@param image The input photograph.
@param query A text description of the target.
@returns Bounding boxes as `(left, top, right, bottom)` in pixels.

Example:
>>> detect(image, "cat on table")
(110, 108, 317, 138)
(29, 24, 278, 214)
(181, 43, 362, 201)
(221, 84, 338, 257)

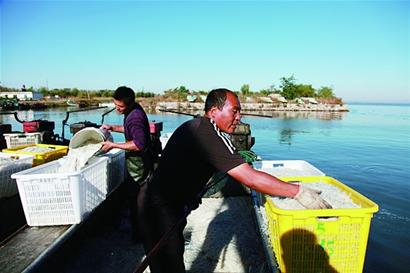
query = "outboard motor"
(23, 120, 55, 133)
(70, 121, 99, 135)
(230, 122, 255, 151)
(22, 120, 55, 145)
(204, 122, 255, 198)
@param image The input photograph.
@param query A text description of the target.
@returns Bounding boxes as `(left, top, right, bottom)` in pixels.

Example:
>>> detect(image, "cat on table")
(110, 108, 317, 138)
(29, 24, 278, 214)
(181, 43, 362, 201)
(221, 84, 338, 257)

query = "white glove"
(294, 185, 332, 209)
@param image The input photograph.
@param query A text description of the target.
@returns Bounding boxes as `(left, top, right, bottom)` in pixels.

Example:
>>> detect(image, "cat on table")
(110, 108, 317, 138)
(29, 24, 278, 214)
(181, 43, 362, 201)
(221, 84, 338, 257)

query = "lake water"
(1, 103, 409, 272)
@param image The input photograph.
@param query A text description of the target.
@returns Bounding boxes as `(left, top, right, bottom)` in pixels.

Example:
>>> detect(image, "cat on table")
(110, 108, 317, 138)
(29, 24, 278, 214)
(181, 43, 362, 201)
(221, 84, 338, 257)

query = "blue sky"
(1, 0, 409, 103)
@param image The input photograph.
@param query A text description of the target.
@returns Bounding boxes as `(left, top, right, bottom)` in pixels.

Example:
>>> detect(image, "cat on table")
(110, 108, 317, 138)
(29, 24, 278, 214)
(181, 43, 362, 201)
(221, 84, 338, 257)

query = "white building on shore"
(0, 91, 43, 100)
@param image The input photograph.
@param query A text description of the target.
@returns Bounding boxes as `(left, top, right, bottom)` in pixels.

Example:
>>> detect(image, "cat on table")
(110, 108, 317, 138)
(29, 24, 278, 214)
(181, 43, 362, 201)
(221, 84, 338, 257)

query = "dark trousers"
(138, 189, 187, 273)
(125, 177, 139, 239)
(126, 175, 153, 241)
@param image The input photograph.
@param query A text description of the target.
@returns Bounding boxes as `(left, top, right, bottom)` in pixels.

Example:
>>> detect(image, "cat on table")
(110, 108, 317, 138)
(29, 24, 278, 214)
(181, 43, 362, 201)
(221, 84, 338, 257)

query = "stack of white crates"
(12, 156, 109, 226)
(0, 153, 34, 198)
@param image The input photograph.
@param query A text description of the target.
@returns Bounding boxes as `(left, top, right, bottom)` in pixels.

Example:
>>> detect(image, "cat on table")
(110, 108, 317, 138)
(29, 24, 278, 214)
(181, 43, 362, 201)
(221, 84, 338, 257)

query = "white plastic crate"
(3, 132, 43, 148)
(60, 148, 125, 196)
(99, 148, 125, 194)
(11, 156, 109, 226)
(0, 153, 34, 198)
(253, 160, 325, 177)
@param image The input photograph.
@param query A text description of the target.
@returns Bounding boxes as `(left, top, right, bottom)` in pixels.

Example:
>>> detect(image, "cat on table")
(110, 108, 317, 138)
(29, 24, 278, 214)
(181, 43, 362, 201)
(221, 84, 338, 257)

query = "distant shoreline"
(153, 101, 349, 112)
(11, 98, 350, 112)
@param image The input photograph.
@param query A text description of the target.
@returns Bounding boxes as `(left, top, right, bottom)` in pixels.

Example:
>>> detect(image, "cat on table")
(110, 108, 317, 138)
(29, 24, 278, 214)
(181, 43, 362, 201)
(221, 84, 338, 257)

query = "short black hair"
(204, 88, 236, 112)
(113, 86, 135, 106)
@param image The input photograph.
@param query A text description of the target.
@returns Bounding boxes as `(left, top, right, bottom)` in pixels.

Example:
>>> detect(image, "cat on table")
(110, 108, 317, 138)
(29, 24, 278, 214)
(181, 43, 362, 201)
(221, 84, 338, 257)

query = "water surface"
(1, 104, 409, 272)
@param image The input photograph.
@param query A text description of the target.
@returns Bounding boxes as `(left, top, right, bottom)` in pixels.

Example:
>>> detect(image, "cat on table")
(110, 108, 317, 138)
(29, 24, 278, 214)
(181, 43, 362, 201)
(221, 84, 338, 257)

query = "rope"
(238, 150, 259, 163)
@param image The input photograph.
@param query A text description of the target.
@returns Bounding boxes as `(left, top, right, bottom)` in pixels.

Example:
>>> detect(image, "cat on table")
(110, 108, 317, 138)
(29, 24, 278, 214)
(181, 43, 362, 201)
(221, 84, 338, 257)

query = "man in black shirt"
(139, 88, 330, 273)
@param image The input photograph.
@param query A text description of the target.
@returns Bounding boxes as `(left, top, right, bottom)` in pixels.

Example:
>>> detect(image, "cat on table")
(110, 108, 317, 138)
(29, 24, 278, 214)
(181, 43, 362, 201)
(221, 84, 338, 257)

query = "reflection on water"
(16, 110, 36, 121)
(154, 109, 347, 121)
(279, 128, 309, 146)
(0, 110, 35, 125)
(0, 109, 67, 126)
(245, 110, 346, 120)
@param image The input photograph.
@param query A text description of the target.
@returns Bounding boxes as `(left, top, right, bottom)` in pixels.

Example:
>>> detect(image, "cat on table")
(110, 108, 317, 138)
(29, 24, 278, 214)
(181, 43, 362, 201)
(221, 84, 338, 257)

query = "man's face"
(211, 92, 241, 134)
(113, 99, 131, 115)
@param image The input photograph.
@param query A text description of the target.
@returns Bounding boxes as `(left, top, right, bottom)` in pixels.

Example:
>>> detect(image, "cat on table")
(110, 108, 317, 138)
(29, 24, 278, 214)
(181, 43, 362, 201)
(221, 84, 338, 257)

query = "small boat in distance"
(66, 99, 78, 106)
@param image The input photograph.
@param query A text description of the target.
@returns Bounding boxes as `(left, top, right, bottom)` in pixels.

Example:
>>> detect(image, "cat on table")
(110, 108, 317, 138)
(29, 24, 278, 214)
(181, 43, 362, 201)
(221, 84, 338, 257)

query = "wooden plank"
(0, 225, 69, 273)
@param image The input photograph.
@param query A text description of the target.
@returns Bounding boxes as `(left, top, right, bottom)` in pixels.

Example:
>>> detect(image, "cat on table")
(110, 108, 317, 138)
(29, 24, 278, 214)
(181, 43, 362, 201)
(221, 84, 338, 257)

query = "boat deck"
(0, 180, 275, 273)
(0, 225, 70, 273)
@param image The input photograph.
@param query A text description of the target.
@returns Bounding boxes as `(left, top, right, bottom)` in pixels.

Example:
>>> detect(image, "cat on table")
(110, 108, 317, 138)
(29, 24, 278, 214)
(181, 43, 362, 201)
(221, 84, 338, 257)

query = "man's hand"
(100, 140, 115, 152)
(100, 124, 124, 133)
(294, 185, 332, 209)
(100, 124, 112, 131)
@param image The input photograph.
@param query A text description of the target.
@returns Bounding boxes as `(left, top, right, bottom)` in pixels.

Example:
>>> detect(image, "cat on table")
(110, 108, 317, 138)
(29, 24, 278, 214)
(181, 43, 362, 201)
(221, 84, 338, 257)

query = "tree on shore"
(33, 87, 152, 99)
(277, 75, 337, 101)
(163, 86, 190, 100)
(0, 86, 20, 92)
(279, 75, 298, 100)
(1, 76, 340, 103)
(240, 84, 250, 96)
(295, 84, 316, 97)
(317, 86, 334, 98)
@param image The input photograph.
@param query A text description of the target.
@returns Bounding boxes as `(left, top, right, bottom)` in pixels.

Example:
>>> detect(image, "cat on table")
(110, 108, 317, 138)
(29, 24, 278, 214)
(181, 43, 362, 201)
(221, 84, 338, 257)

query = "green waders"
(126, 154, 149, 185)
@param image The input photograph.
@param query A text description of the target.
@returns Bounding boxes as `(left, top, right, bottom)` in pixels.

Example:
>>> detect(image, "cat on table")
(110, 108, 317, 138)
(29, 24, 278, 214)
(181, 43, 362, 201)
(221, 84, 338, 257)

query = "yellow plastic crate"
(264, 176, 378, 273)
(2, 144, 69, 166)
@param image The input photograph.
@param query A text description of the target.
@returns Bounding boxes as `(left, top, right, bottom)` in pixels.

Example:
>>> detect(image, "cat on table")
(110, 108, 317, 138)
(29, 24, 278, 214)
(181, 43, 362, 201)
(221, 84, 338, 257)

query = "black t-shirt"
(149, 117, 245, 207)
